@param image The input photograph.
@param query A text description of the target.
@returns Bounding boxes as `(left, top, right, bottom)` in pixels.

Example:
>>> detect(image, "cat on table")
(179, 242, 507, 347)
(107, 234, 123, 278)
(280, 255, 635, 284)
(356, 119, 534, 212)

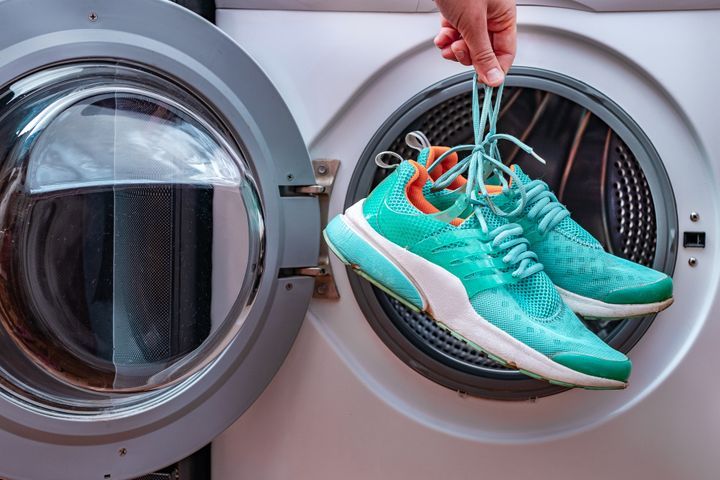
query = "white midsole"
(556, 286, 674, 320)
(343, 200, 626, 389)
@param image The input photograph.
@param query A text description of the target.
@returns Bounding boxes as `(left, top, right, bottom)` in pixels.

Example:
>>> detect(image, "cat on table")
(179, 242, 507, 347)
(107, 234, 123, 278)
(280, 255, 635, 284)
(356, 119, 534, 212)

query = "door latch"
(289, 159, 340, 299)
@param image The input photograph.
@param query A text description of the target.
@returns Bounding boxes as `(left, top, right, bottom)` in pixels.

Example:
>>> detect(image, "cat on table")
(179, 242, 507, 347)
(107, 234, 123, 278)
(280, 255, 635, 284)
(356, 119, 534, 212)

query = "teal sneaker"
(416, 74, 673, 321)
(491, 165, 673, 320)
(325, 159, 631, 389)
(416, 146, 673, 319)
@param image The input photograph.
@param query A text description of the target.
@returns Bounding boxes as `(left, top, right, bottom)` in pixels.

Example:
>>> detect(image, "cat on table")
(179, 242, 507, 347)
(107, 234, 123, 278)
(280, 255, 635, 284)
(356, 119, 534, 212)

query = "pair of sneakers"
(325, 76, 672, 389)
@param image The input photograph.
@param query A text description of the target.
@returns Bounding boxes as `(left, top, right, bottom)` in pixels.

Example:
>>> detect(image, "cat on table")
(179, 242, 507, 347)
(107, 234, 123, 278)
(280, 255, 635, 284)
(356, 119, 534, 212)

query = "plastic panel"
(216, 0, 720, 11)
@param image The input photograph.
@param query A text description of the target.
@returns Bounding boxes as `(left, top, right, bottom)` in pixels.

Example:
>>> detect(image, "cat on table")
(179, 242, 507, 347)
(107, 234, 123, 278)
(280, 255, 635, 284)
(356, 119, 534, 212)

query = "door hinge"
(289, 159, 340, 299)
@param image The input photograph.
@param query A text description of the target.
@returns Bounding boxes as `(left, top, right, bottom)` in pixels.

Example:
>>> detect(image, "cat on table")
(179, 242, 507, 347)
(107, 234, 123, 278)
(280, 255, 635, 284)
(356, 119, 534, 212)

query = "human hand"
(433, 0, 517, 86)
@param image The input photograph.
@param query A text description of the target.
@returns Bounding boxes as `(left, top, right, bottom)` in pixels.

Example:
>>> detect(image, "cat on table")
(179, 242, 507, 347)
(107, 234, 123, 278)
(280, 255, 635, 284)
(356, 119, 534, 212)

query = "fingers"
(492, 25, 517, 74)
(439, 39, 472, 65)
(464, 21, 505, 86)
(434, 0, 518, 85)
(450, 40, 472, 66)
(440, 46, 458, 62)
(487, 4, 517, 74)
(436, 15, 467, 64)
(434, 25, 460, 49)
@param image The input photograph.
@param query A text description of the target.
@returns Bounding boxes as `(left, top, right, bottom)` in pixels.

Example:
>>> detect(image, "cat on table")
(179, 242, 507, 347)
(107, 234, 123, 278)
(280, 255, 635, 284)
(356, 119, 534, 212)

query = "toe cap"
(552, 352, 632, 383)
(603, 275, 673, 305)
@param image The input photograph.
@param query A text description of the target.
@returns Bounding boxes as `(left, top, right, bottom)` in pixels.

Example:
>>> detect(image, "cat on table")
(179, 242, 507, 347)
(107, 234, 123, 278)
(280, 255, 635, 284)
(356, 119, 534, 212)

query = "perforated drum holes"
(389, 297, 513, 372)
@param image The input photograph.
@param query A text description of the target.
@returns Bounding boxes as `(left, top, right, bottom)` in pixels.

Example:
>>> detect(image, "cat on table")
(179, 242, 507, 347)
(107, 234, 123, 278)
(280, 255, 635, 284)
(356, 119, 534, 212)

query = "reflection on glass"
(0, 63, 263, 413)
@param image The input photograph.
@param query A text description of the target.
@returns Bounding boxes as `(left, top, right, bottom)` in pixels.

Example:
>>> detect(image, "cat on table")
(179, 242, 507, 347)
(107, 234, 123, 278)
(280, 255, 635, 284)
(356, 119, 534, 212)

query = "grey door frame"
(0, 0, 318, 478)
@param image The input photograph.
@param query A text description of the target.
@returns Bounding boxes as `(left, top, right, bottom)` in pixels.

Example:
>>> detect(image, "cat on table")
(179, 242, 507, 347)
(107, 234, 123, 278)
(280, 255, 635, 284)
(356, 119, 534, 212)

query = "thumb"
(465, 26, 504, 86)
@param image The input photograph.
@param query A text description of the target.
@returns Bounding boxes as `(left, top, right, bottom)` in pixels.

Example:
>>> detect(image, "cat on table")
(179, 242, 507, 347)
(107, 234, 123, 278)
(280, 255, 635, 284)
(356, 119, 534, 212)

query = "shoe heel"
(324, 215, 424, 311)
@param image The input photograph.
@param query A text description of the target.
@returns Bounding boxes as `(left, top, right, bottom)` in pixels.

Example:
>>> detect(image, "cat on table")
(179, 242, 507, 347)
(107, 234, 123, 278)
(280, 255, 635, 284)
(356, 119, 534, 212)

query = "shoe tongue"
(479, 205, 508, 230)
(416, 147, 466, 189)
(417, 147, 451, 170)
(417, 147, 432, 168)
(509, 164, 532, 187)
(395, 159, 424, 185)
(496, 165, 534, 212)
(485, 164, 531, 193)
(459, 205, 508, 231)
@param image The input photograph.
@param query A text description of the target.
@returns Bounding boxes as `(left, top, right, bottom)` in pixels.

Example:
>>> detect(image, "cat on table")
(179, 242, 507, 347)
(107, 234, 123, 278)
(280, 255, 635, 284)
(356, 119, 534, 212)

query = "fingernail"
(487, 68, 504, 85)
(455, 49, 465, 60)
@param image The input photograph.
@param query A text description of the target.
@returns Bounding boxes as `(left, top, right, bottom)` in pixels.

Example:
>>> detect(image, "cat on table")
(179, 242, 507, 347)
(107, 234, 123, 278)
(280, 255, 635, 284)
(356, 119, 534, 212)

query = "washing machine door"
(0, 0, 318, 479)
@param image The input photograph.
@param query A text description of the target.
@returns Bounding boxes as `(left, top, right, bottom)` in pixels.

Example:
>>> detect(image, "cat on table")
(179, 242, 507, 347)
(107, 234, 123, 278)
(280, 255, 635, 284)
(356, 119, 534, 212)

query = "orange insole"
(405, 160, 463, 226)
(424, 146, 467, 190)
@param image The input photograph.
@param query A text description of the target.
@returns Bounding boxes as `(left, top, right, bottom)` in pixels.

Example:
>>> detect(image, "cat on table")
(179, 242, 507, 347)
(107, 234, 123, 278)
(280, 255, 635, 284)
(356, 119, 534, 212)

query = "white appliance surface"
(213, 6, 719, 479)
(217, 0, 720, 12)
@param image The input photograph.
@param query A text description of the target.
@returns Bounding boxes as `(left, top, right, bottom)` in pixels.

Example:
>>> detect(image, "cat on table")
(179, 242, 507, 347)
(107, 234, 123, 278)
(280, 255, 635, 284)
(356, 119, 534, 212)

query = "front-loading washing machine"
(0, 0, 716, 479)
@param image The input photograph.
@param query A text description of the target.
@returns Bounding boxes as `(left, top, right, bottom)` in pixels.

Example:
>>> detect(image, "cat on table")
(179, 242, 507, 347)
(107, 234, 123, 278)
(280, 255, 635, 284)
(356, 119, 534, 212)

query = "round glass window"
(0, 63, 263, 414)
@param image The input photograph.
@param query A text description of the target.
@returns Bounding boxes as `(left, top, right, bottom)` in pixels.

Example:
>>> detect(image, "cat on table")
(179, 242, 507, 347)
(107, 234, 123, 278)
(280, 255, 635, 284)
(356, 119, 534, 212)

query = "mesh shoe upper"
(363, 161, 629, 376)
(508, 166, 672, 305)
(414, 147, 670, 304)
(418, 147, 465, 212)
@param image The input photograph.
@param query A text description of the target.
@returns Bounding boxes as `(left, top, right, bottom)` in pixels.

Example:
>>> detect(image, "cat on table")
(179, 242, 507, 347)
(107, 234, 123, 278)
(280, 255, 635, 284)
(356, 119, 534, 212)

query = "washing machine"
(0, 0, 715, 479)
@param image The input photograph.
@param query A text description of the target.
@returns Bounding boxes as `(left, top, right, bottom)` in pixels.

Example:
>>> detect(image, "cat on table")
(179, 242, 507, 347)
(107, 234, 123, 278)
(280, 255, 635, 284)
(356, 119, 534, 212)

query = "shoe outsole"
(325, 201, 628, 390)
(326, 244, 581, 389)
(556, 286, 674, 320)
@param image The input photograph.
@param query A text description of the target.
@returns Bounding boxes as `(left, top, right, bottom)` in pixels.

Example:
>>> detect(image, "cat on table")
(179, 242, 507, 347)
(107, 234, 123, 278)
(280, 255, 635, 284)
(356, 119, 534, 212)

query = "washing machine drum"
(0, 1, 319, 479)
(349, 70, 677, 400)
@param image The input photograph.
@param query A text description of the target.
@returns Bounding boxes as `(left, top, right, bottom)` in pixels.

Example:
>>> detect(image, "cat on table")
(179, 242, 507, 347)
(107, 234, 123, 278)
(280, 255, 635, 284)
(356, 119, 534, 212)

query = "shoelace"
(492, 222, 544, 279)
(428, 193, 542, 280)
(523, 179, 570, 234)
(428, 73, 545, 226)
(428, 74, 548, 279)
(373, 73, 546, 280)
